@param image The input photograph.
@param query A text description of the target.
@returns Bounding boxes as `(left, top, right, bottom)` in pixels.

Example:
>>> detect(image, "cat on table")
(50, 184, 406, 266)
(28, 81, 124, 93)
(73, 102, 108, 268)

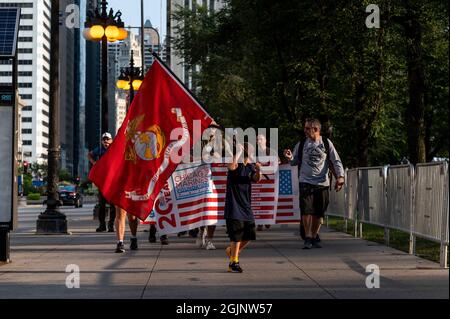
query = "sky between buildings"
(106, 0, 167, 40)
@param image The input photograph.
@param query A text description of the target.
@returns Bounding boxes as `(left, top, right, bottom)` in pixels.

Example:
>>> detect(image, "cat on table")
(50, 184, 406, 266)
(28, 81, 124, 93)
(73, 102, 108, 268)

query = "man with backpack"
(284, 118, 345, 249)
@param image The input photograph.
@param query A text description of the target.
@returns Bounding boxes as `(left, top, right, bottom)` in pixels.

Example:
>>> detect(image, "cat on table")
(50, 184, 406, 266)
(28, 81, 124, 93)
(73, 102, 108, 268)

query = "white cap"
(102, 132, 112, 139)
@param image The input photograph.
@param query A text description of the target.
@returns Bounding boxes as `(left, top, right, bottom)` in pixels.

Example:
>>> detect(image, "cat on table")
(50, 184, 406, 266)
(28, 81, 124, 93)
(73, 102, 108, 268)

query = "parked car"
(58, 184, 83, 208)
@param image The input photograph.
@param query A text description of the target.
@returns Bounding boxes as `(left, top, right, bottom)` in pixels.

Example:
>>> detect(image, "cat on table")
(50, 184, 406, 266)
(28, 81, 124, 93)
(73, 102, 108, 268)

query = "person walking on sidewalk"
(88, 132, 116, 233)
(284, 118, 345, 249)
(149, 224, 169, 245)
(114, 206, 139, 253)
(225, 143, 262, 273)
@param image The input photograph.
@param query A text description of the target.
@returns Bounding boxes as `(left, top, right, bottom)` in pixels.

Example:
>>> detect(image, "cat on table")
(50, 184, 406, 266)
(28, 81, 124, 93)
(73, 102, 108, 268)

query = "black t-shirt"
(224, 163, 257, 221)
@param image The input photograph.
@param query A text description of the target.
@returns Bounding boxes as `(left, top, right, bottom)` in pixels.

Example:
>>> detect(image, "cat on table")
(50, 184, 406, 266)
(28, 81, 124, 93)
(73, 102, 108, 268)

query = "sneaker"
(205, 240, 216, 250)
(312, 241, 322, 248)
(225, 246, 231, 258)
(148, 235, 156, 243)
(228, 262, 243, 273)
(265, 225, 271, 229)
(107, 226, 114, 232)
(96, 225, 106, 232)
(303, 238, 313, 250)
(115, 242, 125, 253)
(177, 231, 187, 237)
(130, 238, 138, 250)
(160, 236, 169, 245)
(315, 234, 321, 243)
(196, 229, 207, 248)
(257, 225, 263, 231)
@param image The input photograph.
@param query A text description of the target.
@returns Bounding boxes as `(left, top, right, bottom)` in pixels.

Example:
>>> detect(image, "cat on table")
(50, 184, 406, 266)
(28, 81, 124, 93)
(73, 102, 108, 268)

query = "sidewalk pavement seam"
(261, 239, 338, 299)
(140, 244, 163, 299)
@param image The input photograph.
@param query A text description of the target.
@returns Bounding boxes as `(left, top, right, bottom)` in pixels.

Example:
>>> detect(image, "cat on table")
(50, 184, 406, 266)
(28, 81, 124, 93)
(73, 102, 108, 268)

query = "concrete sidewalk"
(0, 205, 448, 299)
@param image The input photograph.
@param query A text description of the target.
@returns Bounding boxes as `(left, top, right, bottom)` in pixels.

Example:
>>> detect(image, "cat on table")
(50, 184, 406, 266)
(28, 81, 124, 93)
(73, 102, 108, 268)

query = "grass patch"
(326, 216, 443, 264)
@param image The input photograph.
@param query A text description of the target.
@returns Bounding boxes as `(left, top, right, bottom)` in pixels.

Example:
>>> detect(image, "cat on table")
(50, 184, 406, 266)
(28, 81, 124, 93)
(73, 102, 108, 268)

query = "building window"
(18, 37, 33, 42)
(20, 94, 32, 99)
(42, 143, 49, 148)
(18, 60, 33, 65)
(19, 25, 33, 31)
(43, 132, 49, 138)
(20, 14, 33, 20)
(19, 71, 32, 77)
(43, 77, 50, 85)
(42, 110, 49, 117)
(0, 71, 12, 76)
(42, 121, 49, 127)
(43, 88, 50, 96)
(42, 99, 50, 106)
(22, 105, 32, 111)
(18, 83, 32, 88)
(0, 3, 33, 8)
(24, 151, 32, 157)
(18, 48, 33, 54)
(23, 140, 32, 145)
(22, 129, 32, 134)
(22, 117, 32, 123)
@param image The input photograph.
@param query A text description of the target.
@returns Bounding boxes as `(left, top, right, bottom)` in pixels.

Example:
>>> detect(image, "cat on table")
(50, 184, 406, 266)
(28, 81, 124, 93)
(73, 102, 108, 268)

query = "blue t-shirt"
(224, 163, 257, 221)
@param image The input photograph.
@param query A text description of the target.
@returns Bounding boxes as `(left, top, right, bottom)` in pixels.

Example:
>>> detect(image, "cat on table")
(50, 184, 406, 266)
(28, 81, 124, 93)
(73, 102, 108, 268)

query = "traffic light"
(23, 161, 28, 174)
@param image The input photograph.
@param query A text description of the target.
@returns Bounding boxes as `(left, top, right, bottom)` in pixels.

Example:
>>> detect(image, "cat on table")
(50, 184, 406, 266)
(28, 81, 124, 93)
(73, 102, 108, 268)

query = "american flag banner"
(141, 163, 300, 235)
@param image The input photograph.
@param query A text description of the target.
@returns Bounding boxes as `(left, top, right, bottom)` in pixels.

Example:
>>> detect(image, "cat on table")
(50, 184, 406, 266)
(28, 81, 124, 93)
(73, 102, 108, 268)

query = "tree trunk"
(405, 10, 427, 164)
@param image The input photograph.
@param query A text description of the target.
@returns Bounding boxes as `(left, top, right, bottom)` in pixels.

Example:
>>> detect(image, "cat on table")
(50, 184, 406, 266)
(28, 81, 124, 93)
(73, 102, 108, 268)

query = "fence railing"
(325, 161, 449, 268)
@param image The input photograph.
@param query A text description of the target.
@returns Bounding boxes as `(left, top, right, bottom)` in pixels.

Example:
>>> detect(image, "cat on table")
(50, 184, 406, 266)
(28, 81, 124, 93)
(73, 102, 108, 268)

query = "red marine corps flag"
(89, 56, 213, 220)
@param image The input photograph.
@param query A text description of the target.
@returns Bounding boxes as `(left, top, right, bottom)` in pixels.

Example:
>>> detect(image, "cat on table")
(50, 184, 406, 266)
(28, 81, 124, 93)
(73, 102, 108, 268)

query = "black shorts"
(226, 219, 256, 242)
(299, 183, 329, 218)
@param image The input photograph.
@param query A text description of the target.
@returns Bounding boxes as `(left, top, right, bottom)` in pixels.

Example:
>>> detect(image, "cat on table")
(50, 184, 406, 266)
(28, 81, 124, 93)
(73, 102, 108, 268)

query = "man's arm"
(252, 163, 262, 183)
(327, 139, 345, 191)
(227, 144, 243, 171)
(87, 150, 96, 165)
(284, 142, 300, 166)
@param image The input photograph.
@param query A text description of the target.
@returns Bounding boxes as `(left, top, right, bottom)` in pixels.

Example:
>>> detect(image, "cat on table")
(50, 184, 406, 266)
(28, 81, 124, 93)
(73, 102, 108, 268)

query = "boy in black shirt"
(225, 143, 262, 273)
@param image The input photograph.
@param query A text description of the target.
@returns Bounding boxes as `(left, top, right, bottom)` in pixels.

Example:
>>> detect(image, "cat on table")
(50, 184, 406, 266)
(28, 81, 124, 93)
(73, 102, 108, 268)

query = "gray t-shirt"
(290, 137, 345, 186)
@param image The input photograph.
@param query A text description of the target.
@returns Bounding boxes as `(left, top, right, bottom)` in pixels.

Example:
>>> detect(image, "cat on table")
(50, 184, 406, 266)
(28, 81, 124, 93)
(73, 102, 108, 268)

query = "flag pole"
(150, 51, 212, 119)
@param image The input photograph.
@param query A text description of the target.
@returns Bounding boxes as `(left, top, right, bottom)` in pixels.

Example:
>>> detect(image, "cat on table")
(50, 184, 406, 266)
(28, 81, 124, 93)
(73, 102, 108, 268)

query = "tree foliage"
(172, 0, 448, 166)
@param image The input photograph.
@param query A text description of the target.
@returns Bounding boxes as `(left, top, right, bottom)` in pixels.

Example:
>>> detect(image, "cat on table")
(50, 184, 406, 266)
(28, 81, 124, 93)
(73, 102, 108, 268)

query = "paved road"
(0, 205, 448, 299)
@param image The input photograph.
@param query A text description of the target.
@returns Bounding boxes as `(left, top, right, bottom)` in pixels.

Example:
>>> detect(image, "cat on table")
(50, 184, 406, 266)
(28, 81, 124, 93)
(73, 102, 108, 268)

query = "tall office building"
(74, 0, 88, 179)
(167, 0, 225, 87)
(59, 0, 76, 174)
(108, 32, 142, 134)
(140, 19, 161, 73)
(0, 0, 52, 164)
(84, 0, 101, 152)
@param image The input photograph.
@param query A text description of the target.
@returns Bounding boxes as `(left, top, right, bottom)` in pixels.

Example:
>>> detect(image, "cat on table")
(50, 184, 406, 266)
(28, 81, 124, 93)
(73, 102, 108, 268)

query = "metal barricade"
(385, 165, 414, 233)
(345, 169, 358, 221)
(414, 162, 448, 243)
(326, 173, 346, 218)
(357, 166, 386, 228)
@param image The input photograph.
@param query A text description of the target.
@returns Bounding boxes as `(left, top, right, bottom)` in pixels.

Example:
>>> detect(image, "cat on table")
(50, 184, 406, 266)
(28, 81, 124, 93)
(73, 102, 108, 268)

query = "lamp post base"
(36, 202, 69, 234)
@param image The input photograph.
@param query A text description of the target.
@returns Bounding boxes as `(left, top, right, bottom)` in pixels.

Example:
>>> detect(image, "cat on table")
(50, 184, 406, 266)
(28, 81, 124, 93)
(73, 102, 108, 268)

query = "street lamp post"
(36, 0, 67, 234)
(83, 0, 128, 134)
(116, 51, 143, 111)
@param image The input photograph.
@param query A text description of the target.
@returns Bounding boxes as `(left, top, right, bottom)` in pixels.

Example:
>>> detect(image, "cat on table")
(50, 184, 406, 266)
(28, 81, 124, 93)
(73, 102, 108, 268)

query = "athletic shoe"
(130, 238, 138, 250)
(265, 225, 271, 229)
(225, 246, 231, 258)
(257, 225, 263, 231)
(160, 236, 169, 245)
(205, 240, 216, 250)
(96, 225, 106, 232)
(149, 226, 157, 243)
(312, 238, 322, 248)
(115, 242, 125, 253)
(196, 229, 207, 248)
(228, 262, 243, 273)
(315, 234, 321, 243)
(303, 238, 313, 250)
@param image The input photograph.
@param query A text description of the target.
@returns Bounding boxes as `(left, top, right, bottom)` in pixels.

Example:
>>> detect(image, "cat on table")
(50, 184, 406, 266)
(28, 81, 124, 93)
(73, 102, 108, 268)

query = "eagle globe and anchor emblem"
(124, 109, 190, 202)
(133, 125, 166, 161)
